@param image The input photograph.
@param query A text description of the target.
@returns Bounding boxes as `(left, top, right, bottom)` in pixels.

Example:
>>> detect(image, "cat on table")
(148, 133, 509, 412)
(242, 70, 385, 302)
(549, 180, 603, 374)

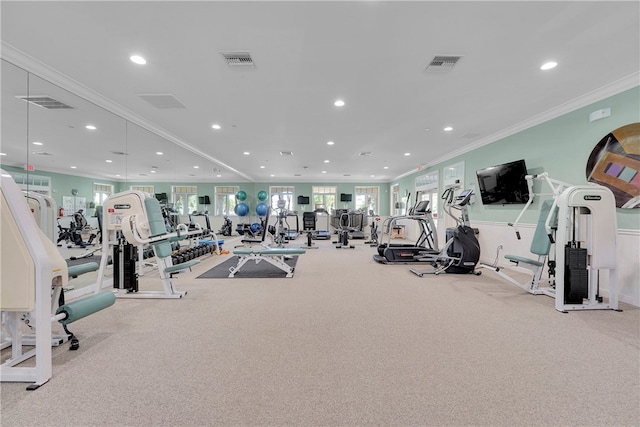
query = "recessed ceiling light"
(540, 61, 558, 71)
(216, 174, 222, 177)
(70, 166, 77, 169)
(243, 151, 250, 155)
(260, 165, 265, 169)
(383, 166, 389, 170)
(334, 99, 345, 107)
(324, 160, 330, 163)
(105, 159, 113, 163)
(211, 124, 221, 130)
(444, 126, 453, 131)
(193, 166, 199, 169)
(156, 151, 163, 155)
(150, 170, 156, 173)
(322, 171, 327, 174)
(404, 152, 411, 156)
(370, 175, 375, 178)
(32, 141, 43, 145)
(85, 124, 96, 130)
(270, 174, 275, 177)
(0, 153, 6, 156)
(424, 128, 430, 131)
(327, 141, 334, 145)
(130, 55, 147, 65)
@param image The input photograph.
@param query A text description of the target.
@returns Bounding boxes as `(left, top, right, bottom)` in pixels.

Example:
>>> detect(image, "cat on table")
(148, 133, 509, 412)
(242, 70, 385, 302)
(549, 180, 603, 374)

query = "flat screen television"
(297, 195, 310, 205)
(155, 193, 168, 203)
(476, 159, 530, 205)
(340, 193, 352, 202)
(198, 195, 210, 205)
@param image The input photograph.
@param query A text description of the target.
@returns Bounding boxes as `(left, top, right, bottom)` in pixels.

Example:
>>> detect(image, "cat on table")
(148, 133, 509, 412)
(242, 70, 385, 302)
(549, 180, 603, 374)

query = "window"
(215, 186, 239, 216)
(269, 186, 295, 210)
(130, 185, 154, 194)
(391, 184, 400, 215)
(312, 186, 336, 212)
(9, 172, 51, 195)
(93, 183, 114, 207)
(354, 186, 379, 214)
(415, 171, 439, 227)
(172, 185, 198, 215)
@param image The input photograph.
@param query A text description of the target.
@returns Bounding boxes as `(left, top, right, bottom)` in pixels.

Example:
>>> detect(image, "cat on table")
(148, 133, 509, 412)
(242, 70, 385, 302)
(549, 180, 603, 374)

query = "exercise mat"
(197, 256, 298, 279)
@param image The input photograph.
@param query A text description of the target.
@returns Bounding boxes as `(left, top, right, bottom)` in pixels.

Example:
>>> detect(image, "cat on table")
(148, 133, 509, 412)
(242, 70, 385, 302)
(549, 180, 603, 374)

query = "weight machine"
(1, 170, 114, 389)
(482, 173, 620, 312)
(94, 190, 203, 299)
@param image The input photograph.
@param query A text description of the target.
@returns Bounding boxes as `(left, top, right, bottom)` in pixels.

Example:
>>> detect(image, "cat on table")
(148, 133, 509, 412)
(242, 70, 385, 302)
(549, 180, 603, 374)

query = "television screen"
(476, 159, 530, 205)
(340, 193, 352, 202)
(155, 193, 168, 203)
(198, 195, 210, 205)
(297, 195, 310, 205)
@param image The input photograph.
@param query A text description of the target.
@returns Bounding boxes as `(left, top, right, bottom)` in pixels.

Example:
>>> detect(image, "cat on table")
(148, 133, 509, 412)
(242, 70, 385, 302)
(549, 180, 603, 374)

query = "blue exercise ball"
(250, 222, 262, 234)
(257, 190, 268, 202)
(236, 190, 247, 201)
(256, 202, 269, 217)
(234, 202, 249, 217)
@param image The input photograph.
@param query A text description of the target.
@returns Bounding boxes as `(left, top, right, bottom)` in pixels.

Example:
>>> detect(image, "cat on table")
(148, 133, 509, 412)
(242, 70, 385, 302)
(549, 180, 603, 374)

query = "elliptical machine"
(410, 188, 481, 276)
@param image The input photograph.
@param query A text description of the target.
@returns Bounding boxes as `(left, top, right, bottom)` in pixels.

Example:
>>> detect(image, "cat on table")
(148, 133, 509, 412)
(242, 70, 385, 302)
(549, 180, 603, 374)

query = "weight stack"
(113, 243, 139, 292)
(564, 244, 587, 304)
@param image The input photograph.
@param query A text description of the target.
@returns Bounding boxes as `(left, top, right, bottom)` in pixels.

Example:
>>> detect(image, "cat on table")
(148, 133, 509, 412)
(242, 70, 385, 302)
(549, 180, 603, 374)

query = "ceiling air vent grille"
(280, 151, 293, 156)
(221, 51, 255, 68)
(425, 55, 462, 73)
(17, 96, 73, 109)
(138, 94, 186, 109)
(359, 152, 373, 157)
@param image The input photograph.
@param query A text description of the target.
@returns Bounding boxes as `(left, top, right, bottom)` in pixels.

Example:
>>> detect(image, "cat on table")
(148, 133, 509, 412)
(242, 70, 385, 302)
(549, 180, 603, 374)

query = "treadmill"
(373, 200, 439, 264)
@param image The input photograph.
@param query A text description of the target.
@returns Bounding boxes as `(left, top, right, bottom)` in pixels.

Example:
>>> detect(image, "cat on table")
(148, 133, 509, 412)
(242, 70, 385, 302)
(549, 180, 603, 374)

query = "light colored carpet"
(2, 236, 639, 426)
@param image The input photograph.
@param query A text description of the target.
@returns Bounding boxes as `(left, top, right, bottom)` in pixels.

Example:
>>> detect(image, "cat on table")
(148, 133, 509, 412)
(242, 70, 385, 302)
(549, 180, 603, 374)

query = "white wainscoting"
(474, 221, 640, 307)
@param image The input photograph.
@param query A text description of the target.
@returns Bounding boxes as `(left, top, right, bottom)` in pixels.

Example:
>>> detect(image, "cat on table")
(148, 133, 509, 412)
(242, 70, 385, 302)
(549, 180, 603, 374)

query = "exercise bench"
(229, 247, 306, 278)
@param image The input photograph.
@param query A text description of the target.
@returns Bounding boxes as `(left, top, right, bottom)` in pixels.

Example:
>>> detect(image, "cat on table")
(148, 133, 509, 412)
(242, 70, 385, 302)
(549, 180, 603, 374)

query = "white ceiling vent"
(221, 51, 255, 68)
(359, 152, 373, 156)
(17, 95, 73, 109)
(280, 151, 293, 156)
(138, 94, 186, 109)
(425, 55, 463, 73)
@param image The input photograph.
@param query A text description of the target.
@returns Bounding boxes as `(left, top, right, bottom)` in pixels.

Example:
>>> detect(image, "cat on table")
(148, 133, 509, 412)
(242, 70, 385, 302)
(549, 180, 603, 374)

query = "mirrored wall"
(1, 58, 236, 216)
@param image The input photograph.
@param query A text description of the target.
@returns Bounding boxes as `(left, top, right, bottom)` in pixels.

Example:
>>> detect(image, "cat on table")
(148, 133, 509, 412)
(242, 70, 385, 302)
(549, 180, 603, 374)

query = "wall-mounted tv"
(198, 195, 211, 205)
(340, 193, 353, 202)
(476, 159, 530, 205)
(297, 195, 310, 205)
(155, 193, 168, 203)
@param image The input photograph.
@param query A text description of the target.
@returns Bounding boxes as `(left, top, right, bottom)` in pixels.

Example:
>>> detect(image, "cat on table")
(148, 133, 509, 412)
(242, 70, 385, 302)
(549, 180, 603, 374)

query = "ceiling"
(1, 1, 639, 184)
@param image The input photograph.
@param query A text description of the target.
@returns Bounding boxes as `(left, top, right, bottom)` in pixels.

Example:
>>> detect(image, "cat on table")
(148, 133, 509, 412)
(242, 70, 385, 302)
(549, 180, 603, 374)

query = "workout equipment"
(94, 190, 205, 299)
(217, 215, 233, 236)
(229, 247, 306, 278)
(257, 190, 268, 202)
(24, 191, 57, 242)
(373, 200, 438, 264)
(482, 173, 620, 312)
(410, 188, 481, 276)
(256, 202, 269, 217)
(313, 208, 332, 239)
(236, 190, 247, 201)
(300, 211, 318, 249)
(234, 202, 249, 217)
(364, 213, 380, 247)
(1, 169, 115, 390)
